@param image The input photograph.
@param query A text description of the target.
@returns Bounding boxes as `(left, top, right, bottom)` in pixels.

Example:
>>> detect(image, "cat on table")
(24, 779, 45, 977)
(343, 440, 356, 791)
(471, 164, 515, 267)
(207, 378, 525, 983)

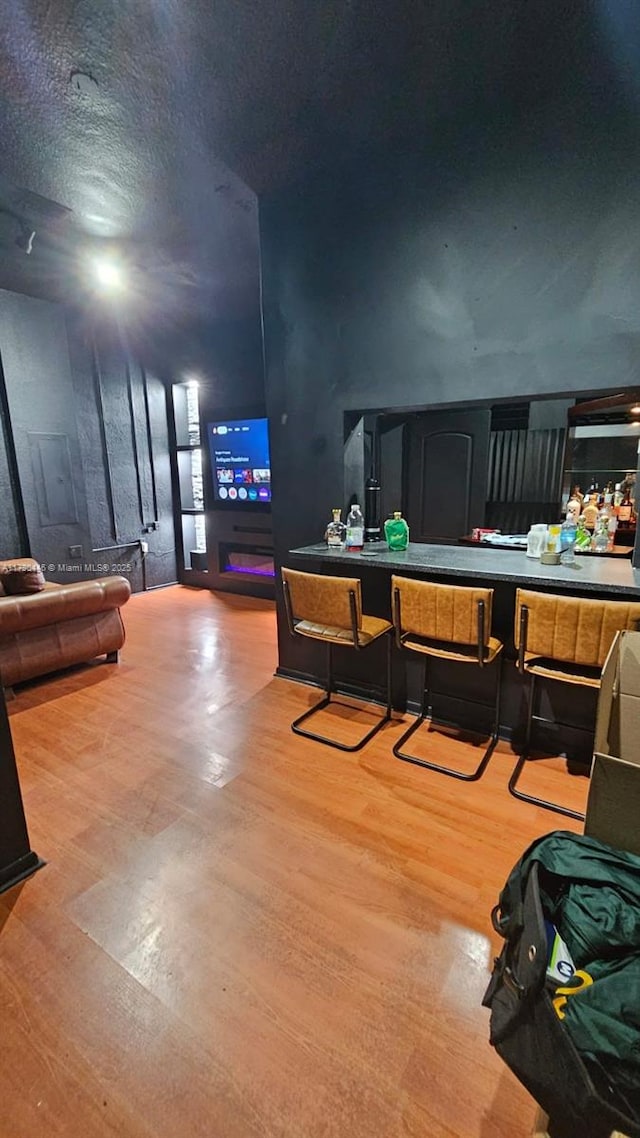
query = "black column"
(0, 687, 43, 894)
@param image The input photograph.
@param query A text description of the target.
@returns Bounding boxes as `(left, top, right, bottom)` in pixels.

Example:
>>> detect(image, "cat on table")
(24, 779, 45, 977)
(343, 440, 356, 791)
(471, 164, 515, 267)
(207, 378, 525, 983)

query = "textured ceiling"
(0, 0, 605, 316)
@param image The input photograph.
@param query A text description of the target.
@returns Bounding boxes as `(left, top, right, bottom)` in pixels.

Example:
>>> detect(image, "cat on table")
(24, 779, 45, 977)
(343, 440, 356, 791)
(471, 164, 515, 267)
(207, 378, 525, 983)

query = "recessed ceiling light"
(91, 254, 125, 292)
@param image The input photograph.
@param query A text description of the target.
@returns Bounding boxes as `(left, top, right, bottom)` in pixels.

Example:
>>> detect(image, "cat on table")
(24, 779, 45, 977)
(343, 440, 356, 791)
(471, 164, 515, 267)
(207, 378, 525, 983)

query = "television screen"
(208, 418, 271, 505)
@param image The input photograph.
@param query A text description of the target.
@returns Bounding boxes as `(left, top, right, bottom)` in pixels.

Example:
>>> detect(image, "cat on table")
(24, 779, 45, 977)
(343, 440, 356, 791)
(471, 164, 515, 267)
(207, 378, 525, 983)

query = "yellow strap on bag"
(552, 970, 594, 1020)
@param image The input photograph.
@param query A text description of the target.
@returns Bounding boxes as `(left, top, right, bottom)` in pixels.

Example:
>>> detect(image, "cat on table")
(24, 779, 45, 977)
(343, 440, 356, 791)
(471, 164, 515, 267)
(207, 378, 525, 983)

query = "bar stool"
(391, 576, 504, 780)
(510, 589, 640, 820)
(281, 567, 393, 751)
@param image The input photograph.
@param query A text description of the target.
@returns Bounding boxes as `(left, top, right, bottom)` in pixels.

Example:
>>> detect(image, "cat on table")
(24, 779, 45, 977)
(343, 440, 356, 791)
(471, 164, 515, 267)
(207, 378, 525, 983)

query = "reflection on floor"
(0, 585, 585, 1138)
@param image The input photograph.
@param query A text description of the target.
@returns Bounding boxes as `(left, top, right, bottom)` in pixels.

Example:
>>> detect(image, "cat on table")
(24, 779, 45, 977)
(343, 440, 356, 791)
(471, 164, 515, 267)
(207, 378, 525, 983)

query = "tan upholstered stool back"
(282, 568, 363, 630)
(515, 589, 640, 668)
(392, 576, 494, 647)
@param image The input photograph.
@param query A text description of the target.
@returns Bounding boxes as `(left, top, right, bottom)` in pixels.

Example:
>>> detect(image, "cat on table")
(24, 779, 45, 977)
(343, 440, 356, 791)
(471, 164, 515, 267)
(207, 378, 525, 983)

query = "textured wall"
(0, 366, 25, 558)
(0, 290, 176, 590)
(261, 102, 640, 674)
(0, 290, 93, 577)
(68, 317, 176, 590)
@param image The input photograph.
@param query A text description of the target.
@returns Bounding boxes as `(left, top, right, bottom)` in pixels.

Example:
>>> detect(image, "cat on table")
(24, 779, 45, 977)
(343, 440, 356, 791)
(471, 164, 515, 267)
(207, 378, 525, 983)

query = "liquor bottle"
(592, 517, 609, 554)
(325, 508, 346, 548)
(614, 483, 624, 509)
(575, 516, 592, 551)
(582, 498, 599, 531)
(566, 494, 581, 523)
(618, 489, 633, 526)
(345, 504, 364, 551)
(384, 512, 410, 551)
(601, 480, 614, 507)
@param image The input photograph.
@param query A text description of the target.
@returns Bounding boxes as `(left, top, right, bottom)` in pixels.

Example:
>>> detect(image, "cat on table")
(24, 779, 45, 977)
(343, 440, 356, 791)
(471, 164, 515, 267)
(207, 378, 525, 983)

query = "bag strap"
(492, 899, 524, 940)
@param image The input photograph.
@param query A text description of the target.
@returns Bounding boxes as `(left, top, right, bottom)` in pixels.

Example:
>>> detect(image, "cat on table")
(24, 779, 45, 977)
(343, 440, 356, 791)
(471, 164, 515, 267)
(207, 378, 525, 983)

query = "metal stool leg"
(508, 672, 586, 821)
(393, 654, 501, 781)
(291, 634, 392, 752)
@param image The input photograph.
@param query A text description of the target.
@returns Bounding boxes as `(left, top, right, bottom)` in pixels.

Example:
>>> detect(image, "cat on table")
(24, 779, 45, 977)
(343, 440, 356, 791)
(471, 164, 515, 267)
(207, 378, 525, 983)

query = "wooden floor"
(0, 585, 587, 1138)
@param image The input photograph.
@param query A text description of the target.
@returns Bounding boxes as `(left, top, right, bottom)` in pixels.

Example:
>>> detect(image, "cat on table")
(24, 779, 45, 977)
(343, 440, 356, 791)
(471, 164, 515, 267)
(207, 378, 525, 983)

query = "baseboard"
(275, 666, 388, 705)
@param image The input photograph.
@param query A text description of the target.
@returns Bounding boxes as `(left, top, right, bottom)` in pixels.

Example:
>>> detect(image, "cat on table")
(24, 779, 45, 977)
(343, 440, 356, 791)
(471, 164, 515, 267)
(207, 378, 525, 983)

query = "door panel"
(406, 409, 490, 540)
(0, 291, 92, 573)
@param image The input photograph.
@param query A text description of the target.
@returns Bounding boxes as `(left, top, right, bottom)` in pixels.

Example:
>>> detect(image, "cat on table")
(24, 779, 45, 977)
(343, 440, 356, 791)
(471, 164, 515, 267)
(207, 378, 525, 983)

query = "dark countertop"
(289, 542, 640, 597)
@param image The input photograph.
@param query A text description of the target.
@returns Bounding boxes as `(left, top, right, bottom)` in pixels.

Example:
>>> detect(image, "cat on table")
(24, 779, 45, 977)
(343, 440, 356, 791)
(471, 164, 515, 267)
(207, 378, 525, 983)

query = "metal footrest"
(508, 670, 588, 820)
(508, 752, 586, 821)
(393, 712, 498, 781)
(292, 691, 391, 752)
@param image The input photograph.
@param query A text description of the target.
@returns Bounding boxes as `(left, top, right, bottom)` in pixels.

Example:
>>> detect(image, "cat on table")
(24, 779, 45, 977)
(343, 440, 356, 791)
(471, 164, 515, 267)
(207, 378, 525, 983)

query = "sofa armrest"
(0, 576, 132, 636)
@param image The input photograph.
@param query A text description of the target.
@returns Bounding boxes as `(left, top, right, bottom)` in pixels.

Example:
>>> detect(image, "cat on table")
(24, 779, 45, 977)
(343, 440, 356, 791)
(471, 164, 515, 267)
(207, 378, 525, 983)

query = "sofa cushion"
(1, 561, 46, 595)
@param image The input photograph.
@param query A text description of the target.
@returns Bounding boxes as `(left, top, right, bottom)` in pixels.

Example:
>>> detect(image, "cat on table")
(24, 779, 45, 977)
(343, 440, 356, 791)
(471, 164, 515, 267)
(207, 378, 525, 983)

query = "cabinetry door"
(405, 409, 490, 541)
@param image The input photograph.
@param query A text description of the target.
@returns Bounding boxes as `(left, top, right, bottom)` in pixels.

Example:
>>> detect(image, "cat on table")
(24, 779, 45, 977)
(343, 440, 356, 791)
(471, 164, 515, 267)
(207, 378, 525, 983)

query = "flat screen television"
(207, 417, 271, 506)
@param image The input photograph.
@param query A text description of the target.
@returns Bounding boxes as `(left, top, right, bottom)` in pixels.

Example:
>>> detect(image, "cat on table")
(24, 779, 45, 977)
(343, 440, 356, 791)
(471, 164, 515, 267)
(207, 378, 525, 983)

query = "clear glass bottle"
(592, 517, 609, 554)
(325, 508, 346, 548)
(345, 504, 364, 551)
(603, 481, 614, 507)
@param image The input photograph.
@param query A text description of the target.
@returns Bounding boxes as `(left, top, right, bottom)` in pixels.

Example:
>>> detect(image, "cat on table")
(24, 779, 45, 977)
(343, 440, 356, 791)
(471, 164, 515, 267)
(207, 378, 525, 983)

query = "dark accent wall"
(0, 290, 92, 577)
(67, 318, 176, 590)
(0, 289, 176, 590)
(260, 100, 640, 673)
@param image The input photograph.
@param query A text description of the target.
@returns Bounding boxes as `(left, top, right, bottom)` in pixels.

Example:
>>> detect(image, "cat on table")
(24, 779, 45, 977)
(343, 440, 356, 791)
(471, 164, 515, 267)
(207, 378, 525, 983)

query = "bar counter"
(285, 542, 640, 750)
(289, 541, 640, 597)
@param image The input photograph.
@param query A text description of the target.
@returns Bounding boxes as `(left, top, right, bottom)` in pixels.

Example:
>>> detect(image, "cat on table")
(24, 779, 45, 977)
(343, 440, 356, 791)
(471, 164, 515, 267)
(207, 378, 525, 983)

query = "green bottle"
(384, 511, 409, 551)
(575, 516, 591, 551)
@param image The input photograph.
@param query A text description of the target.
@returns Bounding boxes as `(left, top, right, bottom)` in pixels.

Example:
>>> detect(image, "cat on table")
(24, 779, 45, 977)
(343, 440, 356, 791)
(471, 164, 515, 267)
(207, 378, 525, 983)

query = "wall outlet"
(69, 545, 83, 558)
(140, 540, 149, 555)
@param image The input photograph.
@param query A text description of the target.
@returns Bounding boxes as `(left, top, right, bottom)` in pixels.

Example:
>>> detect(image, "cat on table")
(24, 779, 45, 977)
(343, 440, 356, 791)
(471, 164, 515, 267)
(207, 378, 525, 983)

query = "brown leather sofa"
(0, 558, 131, 692)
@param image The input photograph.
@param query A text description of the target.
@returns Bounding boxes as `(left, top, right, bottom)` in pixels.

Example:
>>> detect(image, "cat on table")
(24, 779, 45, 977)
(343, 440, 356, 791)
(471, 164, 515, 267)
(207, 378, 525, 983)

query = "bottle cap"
(393, 511, 402, 518)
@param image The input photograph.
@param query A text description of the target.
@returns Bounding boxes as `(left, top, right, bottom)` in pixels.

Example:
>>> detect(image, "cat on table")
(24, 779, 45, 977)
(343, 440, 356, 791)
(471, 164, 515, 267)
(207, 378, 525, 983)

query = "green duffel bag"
(483, 831, 640, 1138)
